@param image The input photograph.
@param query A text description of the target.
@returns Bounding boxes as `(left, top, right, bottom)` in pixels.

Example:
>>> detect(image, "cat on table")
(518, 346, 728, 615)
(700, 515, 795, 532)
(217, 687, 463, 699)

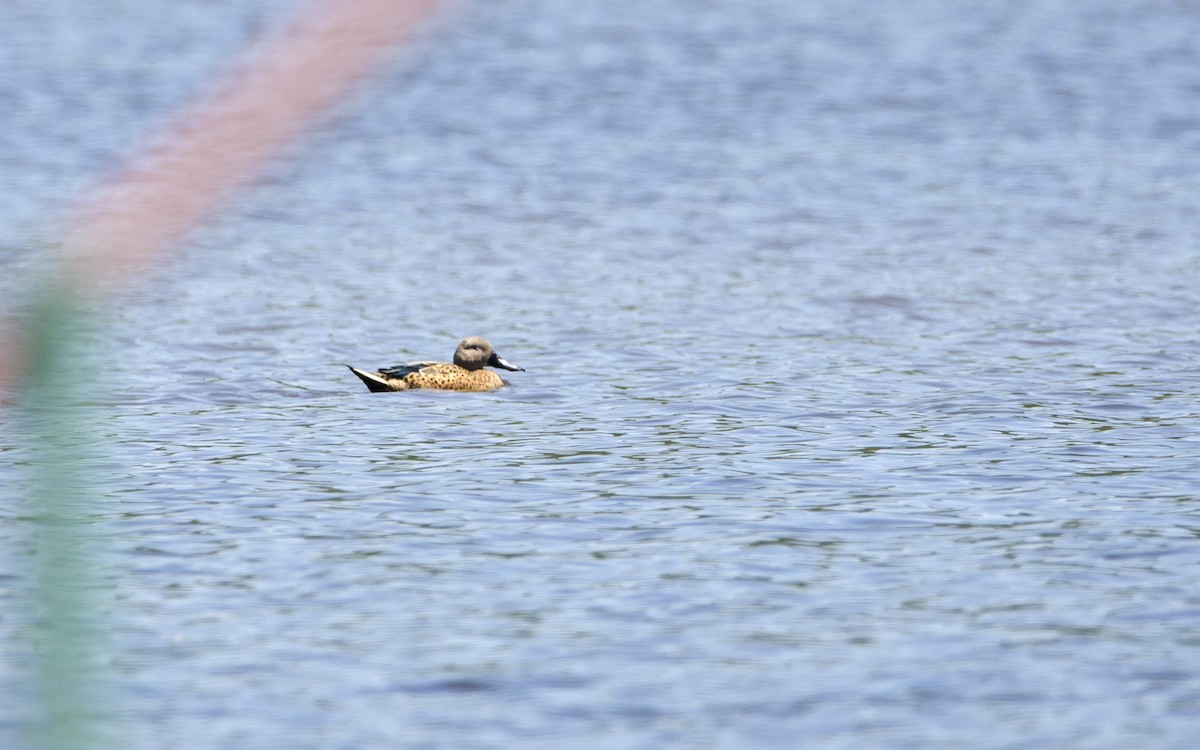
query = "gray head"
(453, 336, 524, 372)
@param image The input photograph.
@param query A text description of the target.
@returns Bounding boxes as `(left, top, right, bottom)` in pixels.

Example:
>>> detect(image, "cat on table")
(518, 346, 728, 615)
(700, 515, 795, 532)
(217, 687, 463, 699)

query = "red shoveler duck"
(347, 336, 523, 392)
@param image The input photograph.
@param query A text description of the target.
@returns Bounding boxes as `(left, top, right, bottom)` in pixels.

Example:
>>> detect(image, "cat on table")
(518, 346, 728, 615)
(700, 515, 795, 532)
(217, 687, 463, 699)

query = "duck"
(347, 336, 523, 392)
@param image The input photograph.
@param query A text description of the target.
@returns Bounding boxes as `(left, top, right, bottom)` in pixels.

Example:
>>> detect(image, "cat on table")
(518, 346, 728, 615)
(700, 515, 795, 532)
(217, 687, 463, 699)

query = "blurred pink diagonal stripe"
(0, 0, 445, 395)
(60, 0, 445, 289)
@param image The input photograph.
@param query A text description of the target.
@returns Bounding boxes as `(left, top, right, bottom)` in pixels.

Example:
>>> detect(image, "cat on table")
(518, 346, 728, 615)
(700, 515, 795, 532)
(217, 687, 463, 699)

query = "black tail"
(346, 365, 396, 392)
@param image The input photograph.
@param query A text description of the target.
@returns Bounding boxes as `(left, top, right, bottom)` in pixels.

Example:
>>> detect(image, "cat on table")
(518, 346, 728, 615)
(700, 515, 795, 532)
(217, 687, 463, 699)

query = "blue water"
(4, 0, 1200, 747)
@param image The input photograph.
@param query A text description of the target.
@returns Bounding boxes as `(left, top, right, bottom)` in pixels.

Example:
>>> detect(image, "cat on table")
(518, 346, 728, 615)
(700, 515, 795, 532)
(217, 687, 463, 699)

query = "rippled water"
(5, 0, 1200, 747)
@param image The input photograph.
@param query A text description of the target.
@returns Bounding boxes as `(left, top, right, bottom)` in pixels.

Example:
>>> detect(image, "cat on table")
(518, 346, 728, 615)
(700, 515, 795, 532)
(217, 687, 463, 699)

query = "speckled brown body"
(376, 363, 505, 392)
(347, 337, 522, 393)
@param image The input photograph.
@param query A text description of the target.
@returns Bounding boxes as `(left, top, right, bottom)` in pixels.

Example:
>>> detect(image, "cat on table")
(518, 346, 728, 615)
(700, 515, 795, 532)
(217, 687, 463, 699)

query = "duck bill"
(488, 351, 524, 371)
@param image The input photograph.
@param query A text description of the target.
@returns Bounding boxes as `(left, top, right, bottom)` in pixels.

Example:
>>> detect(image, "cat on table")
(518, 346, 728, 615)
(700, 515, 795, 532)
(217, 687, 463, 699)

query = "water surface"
(3, 0, 1200, 747)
